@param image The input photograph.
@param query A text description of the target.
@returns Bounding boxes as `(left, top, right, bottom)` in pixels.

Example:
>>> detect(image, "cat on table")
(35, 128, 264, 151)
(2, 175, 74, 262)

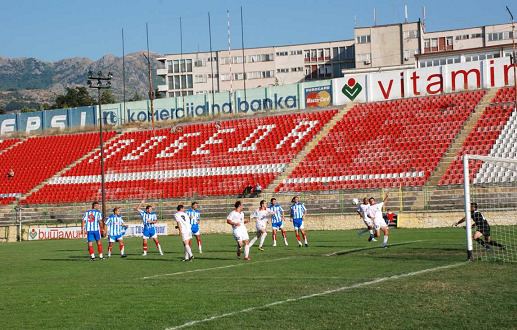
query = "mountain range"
(0, 52, 161, 113)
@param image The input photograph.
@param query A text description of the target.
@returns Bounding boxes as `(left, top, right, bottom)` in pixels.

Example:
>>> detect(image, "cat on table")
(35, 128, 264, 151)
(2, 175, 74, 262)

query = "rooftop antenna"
(373, 8, 377, 26)
(404, 4, 408, 23)
(354, 15, 358, 27)
(422, 6, 426, 30)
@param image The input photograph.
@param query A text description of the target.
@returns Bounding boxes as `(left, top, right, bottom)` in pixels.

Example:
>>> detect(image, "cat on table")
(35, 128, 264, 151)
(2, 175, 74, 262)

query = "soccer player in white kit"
(175, 205, 194, 261)
(105, 207, 128, 258)
(249, 200, 275, 251)
(367, 193, 390, 248)
(226, 201, 251, 261)
(356, 197, 376, 242)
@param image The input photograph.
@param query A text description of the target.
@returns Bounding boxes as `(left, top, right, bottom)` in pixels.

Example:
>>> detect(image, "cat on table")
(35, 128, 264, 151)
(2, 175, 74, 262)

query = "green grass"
(0, 228, 515, 329)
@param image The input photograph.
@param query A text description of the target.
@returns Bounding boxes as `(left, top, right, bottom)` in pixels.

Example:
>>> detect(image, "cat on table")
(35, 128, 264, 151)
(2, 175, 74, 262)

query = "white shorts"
(256, 220, 267, 232)
(181, 232, 192, 241)
(363, 219, 373, 228)
(233, 228, 249, 242)
(374, 218, 388, 230)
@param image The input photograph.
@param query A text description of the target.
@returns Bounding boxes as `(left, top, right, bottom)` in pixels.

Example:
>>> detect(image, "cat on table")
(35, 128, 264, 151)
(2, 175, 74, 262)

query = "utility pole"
(506, 6, 517, 112)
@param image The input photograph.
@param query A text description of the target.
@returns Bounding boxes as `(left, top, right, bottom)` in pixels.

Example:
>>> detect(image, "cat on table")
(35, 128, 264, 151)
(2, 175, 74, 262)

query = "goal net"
(463, 154, 517, 262)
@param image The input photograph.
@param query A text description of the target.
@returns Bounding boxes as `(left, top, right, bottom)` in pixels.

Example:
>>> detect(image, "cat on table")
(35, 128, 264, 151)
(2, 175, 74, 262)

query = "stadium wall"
(1, 57, 515, 136)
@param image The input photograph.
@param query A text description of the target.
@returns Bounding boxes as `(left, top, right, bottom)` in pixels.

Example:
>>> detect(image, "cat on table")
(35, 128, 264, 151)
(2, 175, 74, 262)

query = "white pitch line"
(323, 240, 426, 257)
(166, 262, 467, 330)
(142, 256, 295, 280)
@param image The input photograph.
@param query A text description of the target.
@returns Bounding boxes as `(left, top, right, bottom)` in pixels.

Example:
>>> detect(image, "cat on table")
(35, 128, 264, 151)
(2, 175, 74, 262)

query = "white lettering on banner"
(333, 57, 516, 105)
(228, 125, 276, 152)
(192, 128, 236, 155)
(25, 116, 41, 133)
(50, 115, 67, 129)
(157, 132, 202, 158)
(0, 119, 16, 135)
(276, 120, 318, 150)
(89, 139, 135, 163)
(122, 136, 167, 161)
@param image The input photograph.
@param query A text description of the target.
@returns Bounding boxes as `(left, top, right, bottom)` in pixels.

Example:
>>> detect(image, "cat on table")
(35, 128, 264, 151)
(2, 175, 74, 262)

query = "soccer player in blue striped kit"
(290, 196, 308, 247)
(186, 202, 203, 254)
(269, 198, 288, 247)
(105, 207, 127, 258)
(82, 201, 104, 260)
(135, 200, 164, 256)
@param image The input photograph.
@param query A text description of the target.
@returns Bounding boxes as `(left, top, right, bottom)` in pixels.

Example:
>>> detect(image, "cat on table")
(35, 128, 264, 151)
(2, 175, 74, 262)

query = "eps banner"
(333, 56, 516, 105)
(27, 224, 168, 240)
(0, 106, 96, 136)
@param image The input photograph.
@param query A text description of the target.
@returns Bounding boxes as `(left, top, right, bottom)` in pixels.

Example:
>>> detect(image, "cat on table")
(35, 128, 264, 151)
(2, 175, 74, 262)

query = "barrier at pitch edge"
(27, 224, 168, 241)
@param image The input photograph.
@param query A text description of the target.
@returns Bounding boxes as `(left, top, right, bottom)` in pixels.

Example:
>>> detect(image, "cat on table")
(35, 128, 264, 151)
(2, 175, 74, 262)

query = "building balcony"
(157, 68, 168, 76)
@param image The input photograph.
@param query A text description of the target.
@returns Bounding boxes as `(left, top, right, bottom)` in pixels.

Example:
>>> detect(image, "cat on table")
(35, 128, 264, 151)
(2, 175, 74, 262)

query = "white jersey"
(174, 211, 192, 234)
(228, 210, 248, 241)
(357, 204, 371, 222)
(368, 202, 387, 229)
(251, 208, 274, 231)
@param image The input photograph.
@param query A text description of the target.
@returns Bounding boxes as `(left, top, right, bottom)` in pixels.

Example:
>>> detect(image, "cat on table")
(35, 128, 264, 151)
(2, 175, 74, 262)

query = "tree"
(53, 87, 95, 109)
(128, 91, 142, 102)
(100, 90, 116, 104)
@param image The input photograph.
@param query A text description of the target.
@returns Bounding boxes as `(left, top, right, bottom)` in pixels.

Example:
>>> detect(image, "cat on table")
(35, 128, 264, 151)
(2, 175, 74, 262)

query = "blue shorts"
(108, 234, 123, 243)
(272, 222, 284, 229)
(87, 231, 101, 242)
(191, 224, 200, 235)
(293, 218, 304, 230)
(143, 227, 157, 239)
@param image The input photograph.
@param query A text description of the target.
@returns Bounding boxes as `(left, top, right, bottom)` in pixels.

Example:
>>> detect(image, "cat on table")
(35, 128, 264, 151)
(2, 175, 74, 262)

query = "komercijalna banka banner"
(27, 224, 168, 240)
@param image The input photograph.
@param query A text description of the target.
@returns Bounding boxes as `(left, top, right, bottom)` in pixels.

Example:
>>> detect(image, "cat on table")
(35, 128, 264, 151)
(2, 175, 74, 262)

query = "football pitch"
(0, 228, 515, 329)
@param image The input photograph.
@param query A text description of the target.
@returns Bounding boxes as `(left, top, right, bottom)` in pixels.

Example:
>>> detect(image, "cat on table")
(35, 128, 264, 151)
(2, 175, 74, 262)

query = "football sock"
(143, 241, 148, 251)
(185, 245, 193, 259)
(244, 244, 250, 258)
(295, 232, 301, 241)
(475, 238, 486, 246)
(282, 231, 287, 239)
(249, 236, 258, 247)
(119, 243, 124, 255)
(97, 243, 103, 258)
(259, 233, 267, 248)
(383, 236, 389, 244)
(88, 246, 94, 257)
(489, 240, 504, 248)
(369, 230, 374, 237)
(196, 237, 202, 252)
(272, 231, 277, 241)
(302, 232, 307, 244)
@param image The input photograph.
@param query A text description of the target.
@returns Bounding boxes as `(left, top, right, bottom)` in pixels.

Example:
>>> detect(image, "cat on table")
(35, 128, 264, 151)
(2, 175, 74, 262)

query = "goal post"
(463, 154, 517, 262)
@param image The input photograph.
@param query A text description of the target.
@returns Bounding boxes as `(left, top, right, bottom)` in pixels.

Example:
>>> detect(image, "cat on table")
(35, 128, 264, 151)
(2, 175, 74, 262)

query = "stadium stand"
(23, 110, 338, 204)
(0, 132, 116, 202)
(276, 90, 486, 192)
(0, 138, 20, 153)
(439, 87, 516, 185)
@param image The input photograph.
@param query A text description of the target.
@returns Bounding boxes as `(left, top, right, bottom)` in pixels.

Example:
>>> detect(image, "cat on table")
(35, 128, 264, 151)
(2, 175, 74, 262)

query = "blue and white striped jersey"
(138, 210, 157, 228)
(83, 209, 103, 232)
(186, 208, 201, 225)
(105, 214, 125, 237)
(290, 202, 306, 220)
(268, 204, 284, 224)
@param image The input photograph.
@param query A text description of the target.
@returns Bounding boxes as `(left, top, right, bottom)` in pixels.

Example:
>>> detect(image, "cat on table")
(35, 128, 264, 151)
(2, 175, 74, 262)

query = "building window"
(290, 50, 302, 55)
(276, 51, 288, 56)
(324, 48, 330, 60)
(194, 59, 205, 67)
(357, 53, 371, 63)
(455, 34, 470, 40)
(291, 67, 303, 72)
(304, 50, 310, 62)
(247, 54, 274, 63)
(194, 74, 207, 83)
(404, 30, 418, 39)
(310, 49, 317, 61)
(277, 68, 289, 73)
(471, 33, 482, 39)
(488, 31, 513, 41)
(356, 35, 371, 44)
(173, 60, 180, 73)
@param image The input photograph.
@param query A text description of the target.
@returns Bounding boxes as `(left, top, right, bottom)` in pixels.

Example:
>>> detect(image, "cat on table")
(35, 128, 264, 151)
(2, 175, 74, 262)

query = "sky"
(0, 0, 514, 61)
